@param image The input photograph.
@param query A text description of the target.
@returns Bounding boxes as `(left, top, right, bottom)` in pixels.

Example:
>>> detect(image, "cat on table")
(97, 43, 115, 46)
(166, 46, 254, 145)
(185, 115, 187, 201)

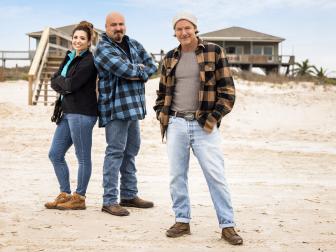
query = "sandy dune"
(0, 79, 335, 252)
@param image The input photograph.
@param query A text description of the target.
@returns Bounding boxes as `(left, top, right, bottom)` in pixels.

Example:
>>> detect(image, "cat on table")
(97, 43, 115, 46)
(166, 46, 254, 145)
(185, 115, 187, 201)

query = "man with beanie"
(153, 12, 243, 245)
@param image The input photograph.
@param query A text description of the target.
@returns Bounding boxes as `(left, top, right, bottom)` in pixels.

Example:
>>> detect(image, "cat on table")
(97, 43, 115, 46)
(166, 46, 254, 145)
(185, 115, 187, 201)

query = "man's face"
(105, 14, 126, 42)
(174, 19, 197, 47)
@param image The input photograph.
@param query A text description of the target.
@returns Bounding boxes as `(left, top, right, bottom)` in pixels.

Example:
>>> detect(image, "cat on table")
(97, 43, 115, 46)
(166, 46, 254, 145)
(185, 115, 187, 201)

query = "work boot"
(102, 204, 130, 216)
(166, 222, 191, 238)
(222, 227, 243, 245)
(57, 192, 86, 210)
(44, 192, 72, 209)
(120, 196, 154, 208)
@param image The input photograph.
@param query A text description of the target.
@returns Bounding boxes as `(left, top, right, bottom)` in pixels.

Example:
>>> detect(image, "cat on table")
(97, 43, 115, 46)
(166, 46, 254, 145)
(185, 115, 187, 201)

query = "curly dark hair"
(72, 20, 94, 42)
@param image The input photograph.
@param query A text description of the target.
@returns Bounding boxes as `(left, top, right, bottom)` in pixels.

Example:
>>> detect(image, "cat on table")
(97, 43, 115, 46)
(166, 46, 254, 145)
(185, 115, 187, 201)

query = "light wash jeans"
(102, 119, 140, 206)
(49, 113, 97, 196)
(167, 116, 235, 228)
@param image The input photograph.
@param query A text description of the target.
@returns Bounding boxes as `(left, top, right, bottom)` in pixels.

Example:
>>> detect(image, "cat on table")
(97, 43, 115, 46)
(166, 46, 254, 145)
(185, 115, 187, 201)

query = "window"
(226, 46, 236, 54)
(49, 35, 56, 44)
(253, 46, 262, 55)
(264, 46, 273, 55)
(226, 46, 244, 54)
(253, 45, 273, 55)
(236, 46, 244, 55)
(252, 45, 274, 61)
(60, 38, 69, 49)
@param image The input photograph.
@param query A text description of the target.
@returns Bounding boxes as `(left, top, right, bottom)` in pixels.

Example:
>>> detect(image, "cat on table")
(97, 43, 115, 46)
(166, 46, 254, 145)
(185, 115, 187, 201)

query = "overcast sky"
(1, 0, 335, 76)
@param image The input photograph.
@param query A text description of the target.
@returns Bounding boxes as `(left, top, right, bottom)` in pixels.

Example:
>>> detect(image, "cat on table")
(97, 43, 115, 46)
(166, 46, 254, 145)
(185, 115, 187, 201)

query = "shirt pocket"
(204, 62, 215, 72)
(204, 62, 216, 86)
(164, 68, 175, 87)
(165, 68, 172, 76)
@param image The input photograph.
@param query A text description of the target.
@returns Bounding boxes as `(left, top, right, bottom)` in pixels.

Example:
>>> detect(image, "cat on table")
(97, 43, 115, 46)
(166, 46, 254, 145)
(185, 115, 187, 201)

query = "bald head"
(105, 12, 126, 42)
(106, 12, 124, 24)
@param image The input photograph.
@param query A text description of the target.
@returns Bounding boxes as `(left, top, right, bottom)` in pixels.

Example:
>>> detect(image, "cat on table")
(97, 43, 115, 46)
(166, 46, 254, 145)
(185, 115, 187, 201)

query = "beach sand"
(0, 78, 335, 252)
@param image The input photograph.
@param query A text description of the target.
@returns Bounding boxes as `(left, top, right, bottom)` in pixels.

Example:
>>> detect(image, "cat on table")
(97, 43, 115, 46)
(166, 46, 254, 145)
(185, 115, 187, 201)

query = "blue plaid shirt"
(94, 33, 157, 127)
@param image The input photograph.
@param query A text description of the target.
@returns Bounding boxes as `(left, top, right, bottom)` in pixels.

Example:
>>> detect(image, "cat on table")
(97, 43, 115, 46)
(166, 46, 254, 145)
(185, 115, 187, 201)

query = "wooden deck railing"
(226, 54, 295, 65)
(0, 50, 35, 62)
(149, 51, 294, 68)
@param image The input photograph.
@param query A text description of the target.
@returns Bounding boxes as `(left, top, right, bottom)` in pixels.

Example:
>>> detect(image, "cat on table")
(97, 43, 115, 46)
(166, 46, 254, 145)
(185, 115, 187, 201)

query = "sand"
(0, 78, 335, 252)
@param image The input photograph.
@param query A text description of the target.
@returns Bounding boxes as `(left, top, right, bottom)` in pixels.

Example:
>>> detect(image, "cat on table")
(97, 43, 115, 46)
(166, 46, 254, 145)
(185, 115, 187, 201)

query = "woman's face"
(72, 30, 90, 53)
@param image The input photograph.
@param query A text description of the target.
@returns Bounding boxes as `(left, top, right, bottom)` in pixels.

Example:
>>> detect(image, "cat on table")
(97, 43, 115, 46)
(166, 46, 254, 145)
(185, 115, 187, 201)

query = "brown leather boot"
(222, 227, 243, 245)
(44, 192, 72, 209)
(56, 192, 86, 210)
(102, 204, 130, 216)
(166, 222, 191, 238)
(120, 196, 154, 208)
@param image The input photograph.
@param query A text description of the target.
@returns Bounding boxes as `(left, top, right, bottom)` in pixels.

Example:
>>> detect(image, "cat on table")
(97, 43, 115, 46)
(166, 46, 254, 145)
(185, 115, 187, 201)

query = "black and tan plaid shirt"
(153, 38, 235, 140)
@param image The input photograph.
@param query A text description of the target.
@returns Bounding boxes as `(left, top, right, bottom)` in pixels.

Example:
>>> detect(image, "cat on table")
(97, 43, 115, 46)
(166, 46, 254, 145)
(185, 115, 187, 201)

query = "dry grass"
(232, 70, 336, 85)
(1, 66, 335, 86)
(0, 66, 29, 82)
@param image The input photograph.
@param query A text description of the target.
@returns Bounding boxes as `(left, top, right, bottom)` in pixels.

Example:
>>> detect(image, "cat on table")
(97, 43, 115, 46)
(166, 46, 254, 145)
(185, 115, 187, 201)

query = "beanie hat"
(172, 12, 197, 29)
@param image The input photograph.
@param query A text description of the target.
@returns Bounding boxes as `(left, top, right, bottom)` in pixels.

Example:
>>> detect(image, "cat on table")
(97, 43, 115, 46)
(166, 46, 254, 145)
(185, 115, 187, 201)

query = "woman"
(45, 21, 98, 210)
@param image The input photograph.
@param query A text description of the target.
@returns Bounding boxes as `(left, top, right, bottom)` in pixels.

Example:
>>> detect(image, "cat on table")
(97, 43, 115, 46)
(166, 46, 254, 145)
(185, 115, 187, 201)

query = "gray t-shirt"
(171, 51, 200, 112)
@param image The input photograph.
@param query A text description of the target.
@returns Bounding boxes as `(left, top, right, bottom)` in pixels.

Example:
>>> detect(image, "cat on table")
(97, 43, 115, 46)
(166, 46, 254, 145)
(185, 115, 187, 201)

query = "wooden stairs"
(28, 27, 71, 105)
(32, 55, 64, 105)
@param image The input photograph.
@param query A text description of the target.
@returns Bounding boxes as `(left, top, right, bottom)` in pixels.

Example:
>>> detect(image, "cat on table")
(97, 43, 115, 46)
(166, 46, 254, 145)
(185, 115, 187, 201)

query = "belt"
(169, 111, 196, 121)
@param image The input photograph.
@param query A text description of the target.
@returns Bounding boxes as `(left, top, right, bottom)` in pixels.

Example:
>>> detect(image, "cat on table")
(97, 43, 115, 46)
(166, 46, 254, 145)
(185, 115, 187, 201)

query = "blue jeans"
(102, 119, 140, 206)
(167, 116, 235, 228)
(49, 113, 97, 196)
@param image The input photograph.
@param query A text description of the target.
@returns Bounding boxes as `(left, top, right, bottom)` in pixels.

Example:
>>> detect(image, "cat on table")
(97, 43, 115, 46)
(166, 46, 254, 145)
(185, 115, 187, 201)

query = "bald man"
(94, 12, 157, 216)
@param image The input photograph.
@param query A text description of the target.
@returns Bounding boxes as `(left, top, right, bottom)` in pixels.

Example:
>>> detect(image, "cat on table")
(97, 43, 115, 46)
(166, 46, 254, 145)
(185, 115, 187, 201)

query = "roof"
(27, 24, 104, 38)
(199, 26, 284, 42)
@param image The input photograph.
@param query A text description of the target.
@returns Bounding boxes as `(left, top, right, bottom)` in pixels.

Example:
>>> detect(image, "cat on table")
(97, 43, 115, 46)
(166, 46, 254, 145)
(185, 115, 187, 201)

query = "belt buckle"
(184, 113, 194, 121)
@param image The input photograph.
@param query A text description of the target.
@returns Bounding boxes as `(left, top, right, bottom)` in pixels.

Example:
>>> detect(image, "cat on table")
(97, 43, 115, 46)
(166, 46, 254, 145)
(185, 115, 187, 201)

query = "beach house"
(199, 26, 294, 75)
